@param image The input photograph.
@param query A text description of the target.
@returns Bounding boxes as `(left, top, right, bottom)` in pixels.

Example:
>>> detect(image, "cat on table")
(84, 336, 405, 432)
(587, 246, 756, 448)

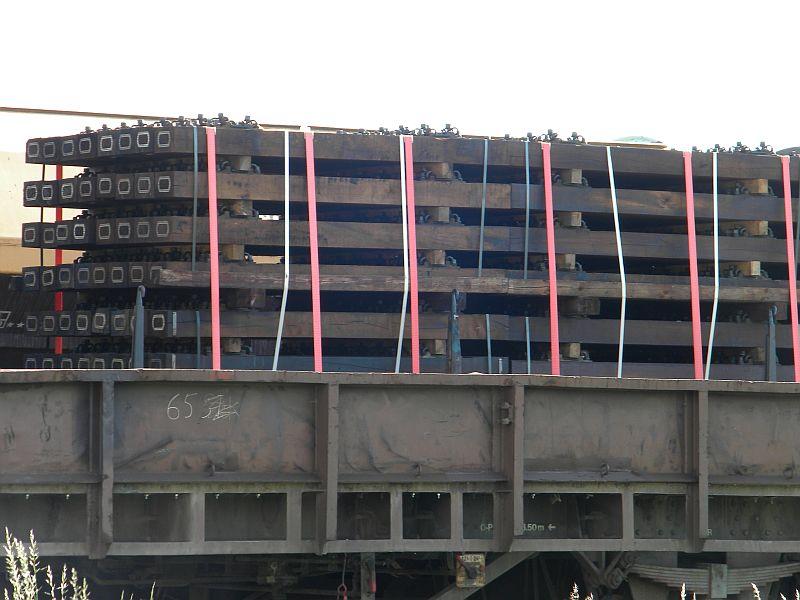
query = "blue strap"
(478, 139, 488, 276)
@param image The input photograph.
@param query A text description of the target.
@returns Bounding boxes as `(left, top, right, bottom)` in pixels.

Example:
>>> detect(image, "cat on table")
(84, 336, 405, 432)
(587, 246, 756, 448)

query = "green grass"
(3, 529, 797, 600)
(3, 530, 152, 600)
(3, 529, 88, 600)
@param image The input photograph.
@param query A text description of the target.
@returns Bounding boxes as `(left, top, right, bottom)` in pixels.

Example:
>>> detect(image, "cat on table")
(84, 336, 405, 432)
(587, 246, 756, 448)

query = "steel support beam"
(499, 385, 524, 548)
(316, 383, 339, 553)
(86, 380, 114, 558)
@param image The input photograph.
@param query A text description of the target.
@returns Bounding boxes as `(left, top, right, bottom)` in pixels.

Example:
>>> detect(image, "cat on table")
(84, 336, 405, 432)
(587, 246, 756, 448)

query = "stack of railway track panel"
(17, 123, 800, 378)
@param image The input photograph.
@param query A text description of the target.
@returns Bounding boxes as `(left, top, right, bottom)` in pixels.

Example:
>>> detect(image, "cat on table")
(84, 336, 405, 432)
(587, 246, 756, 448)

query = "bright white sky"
(2, 0, 800, 153)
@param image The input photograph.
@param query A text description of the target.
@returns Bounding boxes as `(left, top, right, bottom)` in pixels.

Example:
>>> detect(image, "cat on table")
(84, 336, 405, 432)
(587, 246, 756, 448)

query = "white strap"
(705, 151, 720, 379)
(607, 147, 626, 378)
(272, 131, 291, 370)
(395, 136, 410, 373)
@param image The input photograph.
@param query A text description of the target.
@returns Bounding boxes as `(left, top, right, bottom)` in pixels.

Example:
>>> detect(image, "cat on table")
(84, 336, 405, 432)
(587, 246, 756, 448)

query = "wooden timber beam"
(23, 353, 498, 372)
(25, 172, 790, 223)
(20, 261, 793, 303)
(23, 217, 791, 263)
(27, 129, 800, 182)
(25, 309, 800, 349)
(23, 352, 796, 380)
(510, 360, 794, 380)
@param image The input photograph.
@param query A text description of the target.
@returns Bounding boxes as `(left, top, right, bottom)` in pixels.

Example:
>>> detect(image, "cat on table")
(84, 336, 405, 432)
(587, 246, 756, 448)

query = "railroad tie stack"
(15, 118, 800, 379)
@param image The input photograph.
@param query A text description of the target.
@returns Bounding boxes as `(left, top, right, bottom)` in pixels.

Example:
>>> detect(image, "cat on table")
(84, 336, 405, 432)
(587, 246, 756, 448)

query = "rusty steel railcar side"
(1, 369, 799, 558)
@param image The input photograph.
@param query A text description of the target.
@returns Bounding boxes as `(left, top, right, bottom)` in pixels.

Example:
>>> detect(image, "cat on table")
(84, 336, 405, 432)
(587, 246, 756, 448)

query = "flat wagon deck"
(2, 370, 800, 596)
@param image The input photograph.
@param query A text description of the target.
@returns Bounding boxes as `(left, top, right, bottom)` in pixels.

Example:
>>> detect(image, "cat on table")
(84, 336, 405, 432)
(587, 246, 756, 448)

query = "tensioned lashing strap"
(705, 152, 720, 380)
(272, 131, 291, 371)
(780, 155, 800, 381)
(305, 132, 323, 373)
(403, 135, 421, 374)
(606, 147, 626, 377)
(395, 137, 410, 373)
(205, 127, 221, 370)
(478, 138, 489, 277)
(541, 142, 560, 375)
(683, 152, 703, 380)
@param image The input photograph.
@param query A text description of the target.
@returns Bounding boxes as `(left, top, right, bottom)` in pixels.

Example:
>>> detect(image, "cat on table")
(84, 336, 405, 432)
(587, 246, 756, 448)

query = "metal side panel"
(0, 382, 91, 477)
(1, 370, 800, 556)
(113, 381, 316, 479)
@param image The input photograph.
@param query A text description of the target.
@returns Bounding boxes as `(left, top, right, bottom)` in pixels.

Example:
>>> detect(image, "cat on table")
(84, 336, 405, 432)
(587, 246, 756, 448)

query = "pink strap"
(206, 128, 221, 370)
(305, 132, 323, 372)
(54, 164, 63, 356)
(541, 142, 560, 375)
(683, 152, 703, 379)
(404, 136, 420, 373)
(781, 156, 800, 381)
